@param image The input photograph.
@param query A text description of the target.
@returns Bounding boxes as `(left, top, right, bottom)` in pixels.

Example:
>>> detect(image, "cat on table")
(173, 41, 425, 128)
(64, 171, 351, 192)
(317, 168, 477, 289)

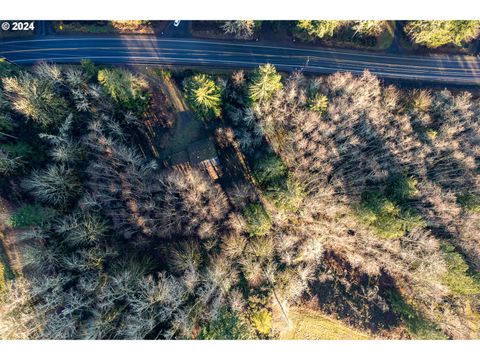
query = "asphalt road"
(1, 35, 480, 85)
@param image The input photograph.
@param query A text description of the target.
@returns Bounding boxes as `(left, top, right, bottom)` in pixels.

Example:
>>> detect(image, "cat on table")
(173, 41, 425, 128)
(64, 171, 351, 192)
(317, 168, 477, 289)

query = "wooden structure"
(167, 137, 222, 180)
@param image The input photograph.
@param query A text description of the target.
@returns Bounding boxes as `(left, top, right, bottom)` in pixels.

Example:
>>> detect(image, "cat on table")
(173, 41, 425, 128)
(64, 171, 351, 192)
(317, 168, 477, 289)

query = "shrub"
(55, 211, 109, 247)
(221, 21, 259, 40)
(198, 310, 252, 339)
(253, 154, 305, 212)
(243, 203, 272, 237)
(294, 21, 388, 42)
(352, 21, 389, 37)
(0, 253, 6, 294)
(250, 308, 272, 336)
(0, 236, 13, 294)
(6, 204, 55, 228)
(80, 59, 97, 80)
(156, 69, 172, 80)
(247, 236, 274, 260)
(0, 262, 5, 293)
(1, 142, 34, 160)
(458, 193, 480, 214)
(386, 174, 418, 204)
(0, 59, 17, 77)
(357, 174, 424, 238)
(0, 148, 21, 176)
(0, 113, 14, 135)
(441, 243, 480, 297)
(358, 191, 425, 239)
(253, 153, 287, 186)
(410, 89, 432, 112)
(268, 177, 306, 212)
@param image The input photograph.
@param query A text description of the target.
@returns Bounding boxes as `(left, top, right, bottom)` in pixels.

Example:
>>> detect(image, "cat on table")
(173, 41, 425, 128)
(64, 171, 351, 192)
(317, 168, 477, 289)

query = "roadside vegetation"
(0, 58, 479, 340)
(190, 20, 480, 54)
(53, 21, 156, 34)
(405, 20, 480, 48)
(294, 20, 391, 48)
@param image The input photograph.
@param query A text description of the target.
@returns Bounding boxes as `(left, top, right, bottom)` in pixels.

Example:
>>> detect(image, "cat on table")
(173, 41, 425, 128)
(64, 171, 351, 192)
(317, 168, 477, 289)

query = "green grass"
(279, 308, 370, 340)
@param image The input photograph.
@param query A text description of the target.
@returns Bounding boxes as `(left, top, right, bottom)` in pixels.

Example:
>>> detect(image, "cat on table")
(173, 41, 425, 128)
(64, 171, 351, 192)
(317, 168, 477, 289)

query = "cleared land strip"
(278, 308, 371, 340)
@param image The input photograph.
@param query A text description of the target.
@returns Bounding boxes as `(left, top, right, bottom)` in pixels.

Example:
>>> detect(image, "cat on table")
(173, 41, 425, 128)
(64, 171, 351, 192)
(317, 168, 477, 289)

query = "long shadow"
(309, 250, 400, 333)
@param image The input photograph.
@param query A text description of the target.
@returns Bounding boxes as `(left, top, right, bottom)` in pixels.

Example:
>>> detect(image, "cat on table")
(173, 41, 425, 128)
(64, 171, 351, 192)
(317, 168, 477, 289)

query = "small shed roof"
(188, 138, 218, 165)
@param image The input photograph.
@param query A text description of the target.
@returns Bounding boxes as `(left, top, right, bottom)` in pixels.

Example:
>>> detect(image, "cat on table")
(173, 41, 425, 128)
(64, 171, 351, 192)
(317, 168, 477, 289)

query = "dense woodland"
(35, 20, 480, 51)
(0, 58, 479, 339)
(215, 20, 480, 50)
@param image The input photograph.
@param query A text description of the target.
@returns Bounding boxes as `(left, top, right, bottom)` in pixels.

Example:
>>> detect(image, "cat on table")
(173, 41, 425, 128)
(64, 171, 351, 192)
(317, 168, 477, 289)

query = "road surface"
(1, 35, 480, 85)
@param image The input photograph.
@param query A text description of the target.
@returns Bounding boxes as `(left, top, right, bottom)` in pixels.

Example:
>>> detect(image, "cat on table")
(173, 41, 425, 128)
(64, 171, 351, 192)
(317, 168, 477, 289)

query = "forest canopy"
(0, 59, 479, 340)
(405, 20, 480, 48)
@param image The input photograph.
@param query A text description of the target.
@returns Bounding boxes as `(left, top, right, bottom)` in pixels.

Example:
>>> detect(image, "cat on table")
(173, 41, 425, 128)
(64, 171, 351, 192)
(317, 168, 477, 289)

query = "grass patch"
(280, 308, 370, 340)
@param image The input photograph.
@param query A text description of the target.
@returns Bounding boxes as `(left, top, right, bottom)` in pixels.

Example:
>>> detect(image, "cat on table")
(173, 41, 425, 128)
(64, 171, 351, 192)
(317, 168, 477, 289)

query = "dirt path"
(139, 68, 209, 162)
